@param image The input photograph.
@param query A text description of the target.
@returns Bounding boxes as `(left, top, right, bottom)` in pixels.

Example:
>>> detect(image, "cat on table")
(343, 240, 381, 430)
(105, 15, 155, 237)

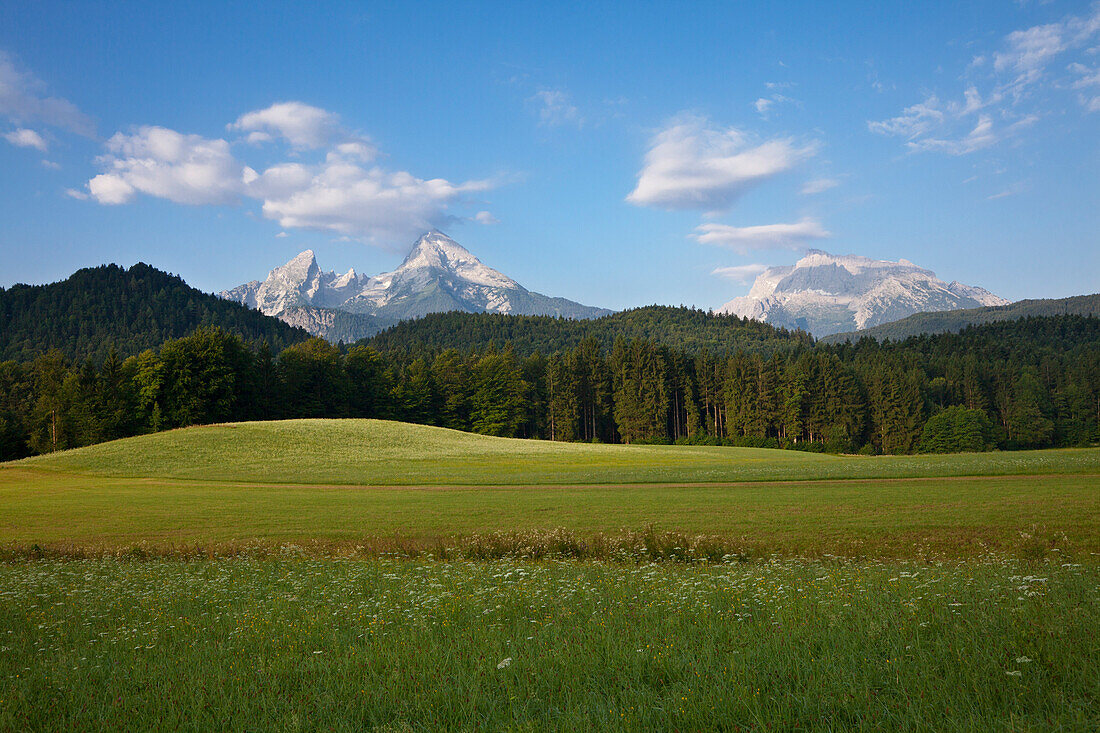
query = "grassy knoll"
(3, 419, 1098, 559)
(2, 558, 1097, 731)
(12, 418, 1100, 485)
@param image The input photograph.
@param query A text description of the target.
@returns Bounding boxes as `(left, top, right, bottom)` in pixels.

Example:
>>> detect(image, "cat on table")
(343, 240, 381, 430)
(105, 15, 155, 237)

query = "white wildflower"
(497, 657, 512, 669)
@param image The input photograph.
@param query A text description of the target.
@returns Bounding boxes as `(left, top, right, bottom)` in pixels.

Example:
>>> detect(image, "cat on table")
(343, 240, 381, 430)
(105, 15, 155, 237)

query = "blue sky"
(1, 1, 1097, 310)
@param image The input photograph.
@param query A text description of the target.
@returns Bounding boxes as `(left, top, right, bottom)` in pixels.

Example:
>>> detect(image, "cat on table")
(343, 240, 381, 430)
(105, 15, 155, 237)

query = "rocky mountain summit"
(718, 250, 1008, 337)
(221, 231, 610, 341)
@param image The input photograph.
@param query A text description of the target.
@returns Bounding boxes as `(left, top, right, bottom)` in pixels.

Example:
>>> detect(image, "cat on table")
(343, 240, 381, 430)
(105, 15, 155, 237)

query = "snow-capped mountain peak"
(717, 250, 1008, 337)
(394, 230, 519, 289)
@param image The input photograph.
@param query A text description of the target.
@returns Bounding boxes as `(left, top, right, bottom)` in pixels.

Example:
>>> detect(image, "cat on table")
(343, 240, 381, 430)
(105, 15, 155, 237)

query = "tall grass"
(1, 557, 1096, 730)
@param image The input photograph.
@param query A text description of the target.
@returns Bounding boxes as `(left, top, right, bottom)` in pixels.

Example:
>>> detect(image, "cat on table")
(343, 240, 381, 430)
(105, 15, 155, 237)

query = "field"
(2, 558, 1097, 730)
(2, 419, 1099, 729)
(2, 419, 1099, 559)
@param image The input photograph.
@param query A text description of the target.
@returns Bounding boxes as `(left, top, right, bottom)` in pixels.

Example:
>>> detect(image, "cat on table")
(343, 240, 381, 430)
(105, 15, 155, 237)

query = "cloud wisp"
(3, 127, 47, 151)
(627, 114, 816, 212)
(80, 103, 497, 244)
(692, 218, 829, 254)
(531, 89, 582, 127)
(800, 177, 839, 195)
(869, 6, 1100, 154)
(711, 263, 769, 284)
(0, 51, 94, 138)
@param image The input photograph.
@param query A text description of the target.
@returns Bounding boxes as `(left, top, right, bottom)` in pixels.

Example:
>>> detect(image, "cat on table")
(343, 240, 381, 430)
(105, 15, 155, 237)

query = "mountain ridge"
(820, 293, 1100, 343)
(365, 305, 814, 356)
(0, 263, 309, 363)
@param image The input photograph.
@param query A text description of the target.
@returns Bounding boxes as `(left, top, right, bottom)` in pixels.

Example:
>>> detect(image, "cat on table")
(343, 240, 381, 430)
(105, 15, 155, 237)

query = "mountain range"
(221, 231, 611, 341)
(820, 293, 1100, 344)
(718, 250, 1009, 337)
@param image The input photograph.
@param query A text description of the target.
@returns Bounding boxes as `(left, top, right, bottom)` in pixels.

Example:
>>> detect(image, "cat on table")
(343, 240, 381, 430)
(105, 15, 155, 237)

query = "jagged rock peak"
(395, 230, 518, 289)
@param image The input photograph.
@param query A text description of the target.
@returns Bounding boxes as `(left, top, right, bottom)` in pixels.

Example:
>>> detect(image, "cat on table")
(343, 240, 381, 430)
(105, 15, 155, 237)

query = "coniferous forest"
(0, 263, 309, 363)
(2, 311, 1096, 461)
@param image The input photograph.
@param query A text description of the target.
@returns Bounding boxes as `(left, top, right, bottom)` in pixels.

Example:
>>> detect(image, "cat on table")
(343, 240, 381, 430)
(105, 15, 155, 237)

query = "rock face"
(220, 231, 611, 341)
(717, 250, 1008, 337)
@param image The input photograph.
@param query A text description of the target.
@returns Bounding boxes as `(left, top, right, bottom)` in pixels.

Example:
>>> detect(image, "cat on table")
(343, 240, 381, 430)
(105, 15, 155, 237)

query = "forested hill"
(0, 263, 309, 363)
(821, 293, 1100, 344)
(365, 306, 814, 356)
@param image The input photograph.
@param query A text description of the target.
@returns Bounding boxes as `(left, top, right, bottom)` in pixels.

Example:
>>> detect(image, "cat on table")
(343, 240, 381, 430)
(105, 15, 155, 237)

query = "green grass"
(2, 558, 1097, 731)
(3, 419, 1098, 559)
(1, 470, 1097, 559)
(13, 418, 1100, 485)
(4, 419, 1098, 729)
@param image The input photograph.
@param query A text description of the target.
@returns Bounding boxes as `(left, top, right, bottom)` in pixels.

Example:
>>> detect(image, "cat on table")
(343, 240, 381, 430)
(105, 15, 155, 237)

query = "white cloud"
(64, 187, 88, 200)
(869, 93, 1012, 156)
(4, 127, 47, 150)
(84, 105, 498, 244)
(86, 126, 248, 205)
(870, 6, 1100, 152)
(626, 114, 816, 211)
(995, 23, 1066, 82)
(909, 114, 997, 155)
(1070, 62, 1100, 88)
(800, 177, 839, 195)
(474, 210, 499, 225)
(711, 263, 768, 283)
(252, 144, 494, 242)
(0, 52, 94, 136)
(532, 89, 581, 127)
(40, 159, 60, 170)
(692, 218, 829, 253)
(868, 96, 945, 139)
(1070, 62, 1100, 111)
(229, 102, 362, 149)
(275, 231, 289, 238)
(754, 94, 796, 117)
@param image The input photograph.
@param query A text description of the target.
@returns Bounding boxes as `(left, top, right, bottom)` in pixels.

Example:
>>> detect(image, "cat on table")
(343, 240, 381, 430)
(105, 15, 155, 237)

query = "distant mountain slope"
(366, 305, 813, 356)
(820, 293, 1100, 343)
(718, 250, 1008, 337)
(221, 231, 611, 341)
(0, 263, 310, 362)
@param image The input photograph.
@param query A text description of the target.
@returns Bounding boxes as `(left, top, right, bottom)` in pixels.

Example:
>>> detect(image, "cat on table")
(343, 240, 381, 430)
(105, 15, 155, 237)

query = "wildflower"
(1005, 670, 1021, 677)
(497, 657, 512, 669)
(1015, 656, 1032, 664)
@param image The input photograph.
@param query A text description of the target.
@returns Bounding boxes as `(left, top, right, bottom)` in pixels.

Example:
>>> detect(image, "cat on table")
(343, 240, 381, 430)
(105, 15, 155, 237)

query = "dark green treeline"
(2, 315, 1097, 460)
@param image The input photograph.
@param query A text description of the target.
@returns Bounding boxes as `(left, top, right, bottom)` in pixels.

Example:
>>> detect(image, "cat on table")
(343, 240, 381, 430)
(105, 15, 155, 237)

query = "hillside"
(13, 418, 1100, 486)
(366, 305, 814, 355)
(821, 293, 1100, 343)
(0, 263, 310, 362)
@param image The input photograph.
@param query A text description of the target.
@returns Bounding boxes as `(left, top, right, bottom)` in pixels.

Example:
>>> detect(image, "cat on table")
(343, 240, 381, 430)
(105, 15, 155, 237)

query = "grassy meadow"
(2, 419, 1099, 729)
(2, 558, 1097, 731)
(2, 419, 1098, 559)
